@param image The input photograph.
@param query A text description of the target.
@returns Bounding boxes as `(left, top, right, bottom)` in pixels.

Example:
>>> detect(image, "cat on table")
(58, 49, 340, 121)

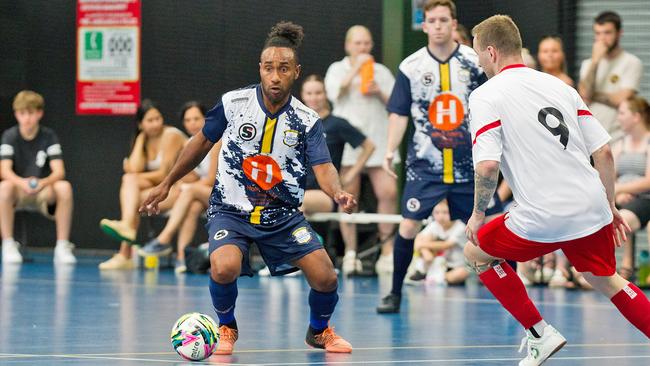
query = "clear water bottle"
(29, 178, 38, 189)
(637, 250, 650, 287)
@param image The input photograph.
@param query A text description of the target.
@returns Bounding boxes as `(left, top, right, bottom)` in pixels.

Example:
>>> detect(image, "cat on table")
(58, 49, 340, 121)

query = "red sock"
(610, 283, 650, 338)
(479, 262, 543, 329)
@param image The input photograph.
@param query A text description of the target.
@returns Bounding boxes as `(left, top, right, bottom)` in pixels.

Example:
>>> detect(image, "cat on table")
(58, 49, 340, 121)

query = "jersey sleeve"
(306, 119, 332, 166)
(469, 93, 503, 167)
(45, 129, 63, 160)
(202, 98, 228, 143)
(0, 130, 16, 160)
(338, 118, 366, 148)
(386, 69, 412, 116)
(573, 89, 610, 154)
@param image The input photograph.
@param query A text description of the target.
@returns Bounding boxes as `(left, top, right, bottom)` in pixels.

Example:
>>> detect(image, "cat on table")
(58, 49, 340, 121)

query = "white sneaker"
(342, 253, 362, 275)
(2, 240, 23, 264)
(374, 253, 393, 274)
(518, 325, 567, 366)
(548, 270, 568, 288)
(258, 266, 271, 277)
(54, 241, 77, 264)
(426, 257, 447, 285)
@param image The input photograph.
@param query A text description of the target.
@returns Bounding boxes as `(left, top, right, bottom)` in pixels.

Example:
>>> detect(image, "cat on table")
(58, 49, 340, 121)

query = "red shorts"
(477, 214, 616, 276)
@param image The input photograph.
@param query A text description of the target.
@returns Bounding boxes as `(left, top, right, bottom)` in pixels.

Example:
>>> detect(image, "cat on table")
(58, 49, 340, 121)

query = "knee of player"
(0, 180, 16, 198)
(312, 272, 338, 292)
(398, 219, 420, 239)
(210, 263, 239, 284)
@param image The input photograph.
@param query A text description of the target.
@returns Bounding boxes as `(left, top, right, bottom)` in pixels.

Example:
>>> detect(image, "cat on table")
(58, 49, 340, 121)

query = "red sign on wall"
(76, 0, 141, 115)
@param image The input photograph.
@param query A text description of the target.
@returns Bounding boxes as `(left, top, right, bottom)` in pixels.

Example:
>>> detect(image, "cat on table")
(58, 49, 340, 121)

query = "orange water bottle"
(359, 58, 374, 95)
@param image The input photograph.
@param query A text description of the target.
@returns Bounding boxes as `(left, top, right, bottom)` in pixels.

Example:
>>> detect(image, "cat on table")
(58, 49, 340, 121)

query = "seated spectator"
(0, 90, 76, 264)
(99, 99, 187, 270)
(452, 23, 472, 47)
(137, 102, 221, 273)
(578, 11, 643, 138)
(407, 201, 469, 286)
(325, 25, 397, 274)
(300, 74, 375, 275)
(538, 35, 574, 87)
(612, 96, 650, 280)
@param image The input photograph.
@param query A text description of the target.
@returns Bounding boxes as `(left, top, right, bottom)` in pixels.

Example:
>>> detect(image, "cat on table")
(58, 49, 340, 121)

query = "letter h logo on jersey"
(243, 155, 283, 191)
(428, 93, 465, 131)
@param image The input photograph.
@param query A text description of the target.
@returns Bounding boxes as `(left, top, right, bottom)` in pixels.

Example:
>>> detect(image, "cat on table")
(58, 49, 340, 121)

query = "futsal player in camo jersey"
(140, 22, 355, 355)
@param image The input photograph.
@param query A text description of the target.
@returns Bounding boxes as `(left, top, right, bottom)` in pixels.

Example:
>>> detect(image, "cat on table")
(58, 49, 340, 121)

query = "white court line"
(0, 353, 649, 365)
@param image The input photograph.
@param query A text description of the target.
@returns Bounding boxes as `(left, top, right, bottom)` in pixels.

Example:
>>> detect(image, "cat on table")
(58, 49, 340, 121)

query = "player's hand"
(610, 204, 631, 247)
(334, 190, 357, 214)
(591, 41, 608, 63)
(139, 182, 171, 216)
(382, 152, 398, 179)
(465, 210, 486, 246)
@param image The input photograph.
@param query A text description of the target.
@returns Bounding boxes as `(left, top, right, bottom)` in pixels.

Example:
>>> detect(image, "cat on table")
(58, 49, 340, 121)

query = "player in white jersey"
(463, 15, 650, 366)
(140, 22, 356, 355)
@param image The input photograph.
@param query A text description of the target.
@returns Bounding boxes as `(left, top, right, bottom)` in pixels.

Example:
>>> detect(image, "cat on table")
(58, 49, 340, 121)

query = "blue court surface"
(1, 255, 648, 365)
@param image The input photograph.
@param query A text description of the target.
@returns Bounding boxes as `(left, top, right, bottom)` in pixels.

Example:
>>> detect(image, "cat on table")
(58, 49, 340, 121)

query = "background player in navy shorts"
(140, 22, 356, 355)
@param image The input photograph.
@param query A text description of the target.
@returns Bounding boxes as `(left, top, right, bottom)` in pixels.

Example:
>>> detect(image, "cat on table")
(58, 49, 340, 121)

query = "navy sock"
(209, 277, 238, 326)
(308, 288, 339, 332)
(390, 233, 415, 296)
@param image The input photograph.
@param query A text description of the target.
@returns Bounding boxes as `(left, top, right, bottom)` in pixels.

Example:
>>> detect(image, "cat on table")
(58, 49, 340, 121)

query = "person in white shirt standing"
(578, 11, 643, 139)
(465, 15, 650, 366)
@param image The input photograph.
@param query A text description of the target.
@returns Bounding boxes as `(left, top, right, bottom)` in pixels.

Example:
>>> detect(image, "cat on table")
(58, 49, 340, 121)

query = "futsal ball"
(171, 312, 219, 361)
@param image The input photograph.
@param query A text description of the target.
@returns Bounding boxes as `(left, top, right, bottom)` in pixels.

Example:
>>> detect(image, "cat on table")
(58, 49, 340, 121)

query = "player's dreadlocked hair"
(263, 21, 304, 63)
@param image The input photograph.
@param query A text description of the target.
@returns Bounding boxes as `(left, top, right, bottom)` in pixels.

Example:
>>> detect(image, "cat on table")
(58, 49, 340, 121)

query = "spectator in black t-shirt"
(302, 75, 375, 274)
(0, 90, 76, 264)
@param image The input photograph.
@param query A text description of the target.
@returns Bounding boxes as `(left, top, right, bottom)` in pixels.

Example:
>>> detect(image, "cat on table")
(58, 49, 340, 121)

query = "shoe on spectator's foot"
(54, 241, 77, 264)
(138, 238, 173, 257)
(518, 325, 566, 366)
(548, 269, 568, 288)
(405, 271, 426, 285)
(214, 325, 238, 355)
(99, 219, 136, 243)
(376, 293, 401, 314)
(375, 253, 393, 274)
(342, 252, 362, 275)
(174, 259, 187, 274)
(305, 325, 352, 353)
(99, 253, 135, 270)
(258, 266, 271, 277)
(2, 240, 23, 264)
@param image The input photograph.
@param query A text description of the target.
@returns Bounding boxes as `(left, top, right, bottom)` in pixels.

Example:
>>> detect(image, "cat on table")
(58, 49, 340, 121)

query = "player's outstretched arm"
(466, 160, 500, 245)
(592, 144, 632, 246)
(383, 113, 409, 178)
(312, 162, 357, 214)
(139, 132, 214, 216)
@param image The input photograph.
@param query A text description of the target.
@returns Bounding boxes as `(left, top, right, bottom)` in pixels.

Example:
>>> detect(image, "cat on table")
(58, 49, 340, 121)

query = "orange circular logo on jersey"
(428, 93, 465, 131)
(243, 155, 283, 191)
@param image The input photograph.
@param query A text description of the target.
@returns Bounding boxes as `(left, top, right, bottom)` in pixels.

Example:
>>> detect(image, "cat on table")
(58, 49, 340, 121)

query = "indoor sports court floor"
(1, 255, 648, 365)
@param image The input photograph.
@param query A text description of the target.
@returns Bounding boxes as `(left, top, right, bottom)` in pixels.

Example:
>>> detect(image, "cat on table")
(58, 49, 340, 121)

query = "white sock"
(2, 238, 15, 246)
(56, 239, 69, 247)
(414, 258, 425, 273)
(526, 320, 549, 338)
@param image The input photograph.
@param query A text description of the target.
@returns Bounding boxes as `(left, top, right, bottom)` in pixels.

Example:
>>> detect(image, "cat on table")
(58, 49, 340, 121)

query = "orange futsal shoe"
(305, 325, 352, 353)
(214, 325, 238, 355)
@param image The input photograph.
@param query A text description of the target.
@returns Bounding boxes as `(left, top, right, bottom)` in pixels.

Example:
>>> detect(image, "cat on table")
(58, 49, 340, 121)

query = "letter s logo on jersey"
(242, 155, 283, 191)
(428, 93, 465, 131)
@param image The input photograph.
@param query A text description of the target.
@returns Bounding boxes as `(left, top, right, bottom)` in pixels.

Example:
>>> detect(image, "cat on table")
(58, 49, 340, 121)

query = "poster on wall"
(76, 0, 141, 115)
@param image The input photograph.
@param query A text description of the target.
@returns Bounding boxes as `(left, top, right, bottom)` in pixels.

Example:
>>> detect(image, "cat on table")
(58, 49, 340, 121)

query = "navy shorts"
(401, 181, 503, 222)
(207, 211, 323, 277)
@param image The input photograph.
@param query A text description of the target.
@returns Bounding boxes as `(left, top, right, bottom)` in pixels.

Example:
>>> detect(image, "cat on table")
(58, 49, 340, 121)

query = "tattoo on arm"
(474, 171, 499, 213)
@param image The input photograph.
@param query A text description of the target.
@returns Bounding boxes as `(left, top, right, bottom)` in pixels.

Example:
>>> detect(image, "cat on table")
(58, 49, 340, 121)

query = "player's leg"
(562, 223, 650, 338)
(338, 166, 361, 271)
(465, 215, 567, 365)
(50, 180, 76, 263)
(0, 180, 21, 263)
(293, 248, 352, 353)
(367, 167, 398, 273)
(209, 244, 243, 355)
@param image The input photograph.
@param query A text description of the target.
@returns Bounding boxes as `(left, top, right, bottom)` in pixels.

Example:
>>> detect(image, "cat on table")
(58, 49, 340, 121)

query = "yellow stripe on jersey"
(443, 148, 454, 184)
(260, 117, 278, 153)
(250, 205, 263, 224)
(439, 63, 451, 92)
